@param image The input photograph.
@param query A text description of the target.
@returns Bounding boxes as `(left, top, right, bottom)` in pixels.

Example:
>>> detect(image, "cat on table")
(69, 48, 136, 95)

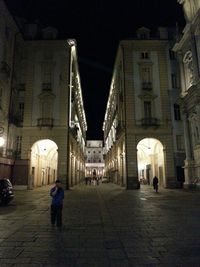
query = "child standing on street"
(50, 179, 64, 228)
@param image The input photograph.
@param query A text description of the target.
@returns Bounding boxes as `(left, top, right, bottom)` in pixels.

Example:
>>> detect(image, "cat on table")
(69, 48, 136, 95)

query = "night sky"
(5, 0, 185, 140)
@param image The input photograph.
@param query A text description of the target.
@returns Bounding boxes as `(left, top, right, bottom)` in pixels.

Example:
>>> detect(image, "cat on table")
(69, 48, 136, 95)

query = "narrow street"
(0, 183, 200, 266)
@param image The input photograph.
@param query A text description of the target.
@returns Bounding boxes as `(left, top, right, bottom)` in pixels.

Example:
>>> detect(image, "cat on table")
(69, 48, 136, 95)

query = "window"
(171, 74, 177, 88)
(141, 67, 151, 82)
(19, 103, 24, 121)
(93, 151, 95, 153)
(144, 101, 152, 118)
(42, 63, 52, 91)
(43, 65, 52, 83)
(176, 135, 184, 150)
(99, 151, 101, 153)
(141, 52, 149, 59)
(16, 136, 22, 154)
(18, 83, 25, 91)
(88, 151, 90, 153)
(174, 104, 181, 121)
(99, 159, 101, 163)
(141, 67, 152, 90)
(42, 64, 52, 91)
(40, 97, 53, 119)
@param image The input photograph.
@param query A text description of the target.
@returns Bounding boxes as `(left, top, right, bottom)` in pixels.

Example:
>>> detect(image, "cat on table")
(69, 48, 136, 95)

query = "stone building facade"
(0, 0, 22, 180)
(173, 0, 200, 187)
(103, 27, 185, 189)
(85, 140, 105, 178)
(0, 0, 87, 189)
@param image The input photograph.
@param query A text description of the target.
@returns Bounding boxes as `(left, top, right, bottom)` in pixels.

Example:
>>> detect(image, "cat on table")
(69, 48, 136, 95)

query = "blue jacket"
(50, 187, 64, 206)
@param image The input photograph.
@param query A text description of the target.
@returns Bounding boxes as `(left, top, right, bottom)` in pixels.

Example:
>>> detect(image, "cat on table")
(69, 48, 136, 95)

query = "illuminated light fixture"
(0, 137, 5, 147)
(67, 39, 76, 47)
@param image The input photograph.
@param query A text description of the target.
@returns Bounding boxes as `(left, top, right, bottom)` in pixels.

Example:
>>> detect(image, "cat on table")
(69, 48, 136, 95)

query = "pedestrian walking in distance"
(153, 176, 159, 193)
(50, 179, 64, 228)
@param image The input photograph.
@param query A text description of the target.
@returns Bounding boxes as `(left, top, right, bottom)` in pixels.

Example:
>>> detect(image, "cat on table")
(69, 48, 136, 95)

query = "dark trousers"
(153, 184, 158, 192)
(51, 204, 63, 227)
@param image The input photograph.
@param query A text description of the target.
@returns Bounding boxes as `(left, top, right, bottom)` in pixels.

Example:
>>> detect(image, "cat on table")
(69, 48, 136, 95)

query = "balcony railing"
(141, 117, 160, 127)
(37, 118, 54, 128)
(142, 82, 152, 90)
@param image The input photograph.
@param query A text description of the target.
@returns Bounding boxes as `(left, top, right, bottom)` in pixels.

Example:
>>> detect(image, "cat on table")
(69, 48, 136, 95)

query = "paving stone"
(1, 183, 200, 266)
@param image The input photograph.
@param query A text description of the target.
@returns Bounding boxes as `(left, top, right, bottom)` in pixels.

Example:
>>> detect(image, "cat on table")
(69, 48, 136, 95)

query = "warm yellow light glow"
(137, 138, 164, 183)
(34, 139, 58, 155)
(0, 137, 5, 147)
(30, 139, 58, 188)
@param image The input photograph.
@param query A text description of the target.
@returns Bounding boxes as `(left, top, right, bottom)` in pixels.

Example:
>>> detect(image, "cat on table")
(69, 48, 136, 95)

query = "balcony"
(37, 118, 54, 128)
(142, 82, 152, 91)
(141, 117, 160, 127)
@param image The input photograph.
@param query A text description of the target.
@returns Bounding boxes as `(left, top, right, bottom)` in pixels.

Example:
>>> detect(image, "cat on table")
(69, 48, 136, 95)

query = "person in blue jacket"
(50, 179, 64, 227)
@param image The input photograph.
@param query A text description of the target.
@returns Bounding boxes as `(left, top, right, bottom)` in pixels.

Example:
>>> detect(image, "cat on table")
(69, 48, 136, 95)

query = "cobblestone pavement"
(0, 183, 200, 267)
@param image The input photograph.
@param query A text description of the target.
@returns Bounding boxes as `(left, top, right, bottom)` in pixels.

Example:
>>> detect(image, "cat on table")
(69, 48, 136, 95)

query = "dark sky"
(5, 0, 185, 140)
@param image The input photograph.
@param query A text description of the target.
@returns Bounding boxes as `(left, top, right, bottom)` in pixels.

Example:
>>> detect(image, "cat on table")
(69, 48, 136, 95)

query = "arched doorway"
(137, 138, 165, 187)
(29, 139, 58, 188)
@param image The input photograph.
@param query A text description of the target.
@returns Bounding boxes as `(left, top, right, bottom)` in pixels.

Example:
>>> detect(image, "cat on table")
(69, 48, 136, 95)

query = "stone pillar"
(57, 146, 69, 190)
(190, 35, 200, 83)
(182, 112, 195, 186)
(125, 134, 140, 189)
(57, 159, 68, 189)
(163, 144, 176, 188)
(177, 52, 187, 95)
(122, 44, 140, 189)
(182, 112, 193, 161)
(120, 153, 123, 186)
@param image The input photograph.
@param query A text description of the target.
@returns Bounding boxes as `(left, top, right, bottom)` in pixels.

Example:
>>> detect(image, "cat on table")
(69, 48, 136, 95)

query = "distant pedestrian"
(89, 177, 92, 185)
(85, 177, 88, 185)
(92, 177, 96, 186)
(153, 176, 159, 193)
(50, 179, 64, 228)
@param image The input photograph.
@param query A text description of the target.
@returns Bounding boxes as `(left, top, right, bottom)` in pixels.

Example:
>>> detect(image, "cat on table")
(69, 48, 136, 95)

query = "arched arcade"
(137, 138, 165, 187)
(29, 139, 58, 188)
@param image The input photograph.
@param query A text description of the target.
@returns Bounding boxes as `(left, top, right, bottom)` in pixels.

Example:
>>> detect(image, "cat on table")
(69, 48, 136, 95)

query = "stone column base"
(126, 177, 140, 190)
(165, 176, 178, 189)
(183, 183, 197, 190)
(184, 159, 195, 185)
